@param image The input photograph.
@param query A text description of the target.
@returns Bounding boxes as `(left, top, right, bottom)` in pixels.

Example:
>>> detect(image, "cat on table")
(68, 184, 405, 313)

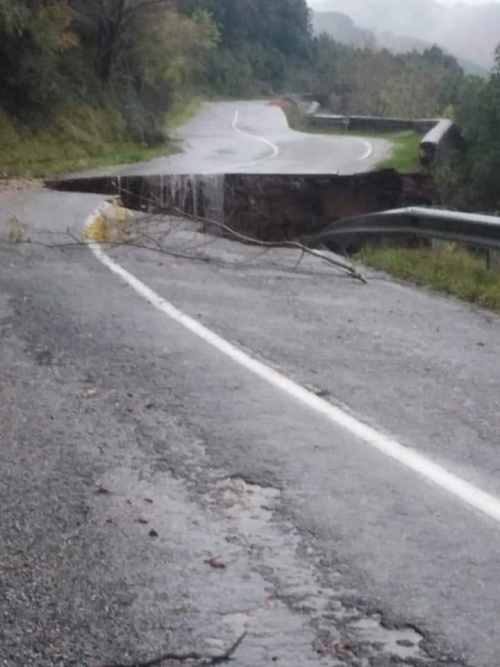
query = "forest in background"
(1, 0, 499, 211)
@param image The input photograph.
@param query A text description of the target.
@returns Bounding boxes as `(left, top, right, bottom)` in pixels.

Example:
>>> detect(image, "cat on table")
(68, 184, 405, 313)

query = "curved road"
(1, 103, 500, 667)
(78, 100, 391, 177)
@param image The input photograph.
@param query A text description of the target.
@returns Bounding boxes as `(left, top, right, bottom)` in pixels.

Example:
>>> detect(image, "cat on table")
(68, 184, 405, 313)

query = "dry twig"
(172, 207, 367, 283)
(1, 188, 366, 282)
(101, 183, 366, 283)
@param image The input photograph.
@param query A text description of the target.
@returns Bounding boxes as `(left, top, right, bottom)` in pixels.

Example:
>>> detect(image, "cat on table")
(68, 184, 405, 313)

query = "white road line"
(222, 110, 280, 172)
(356, 139, 374, 162)
(87, 206, 500, 525)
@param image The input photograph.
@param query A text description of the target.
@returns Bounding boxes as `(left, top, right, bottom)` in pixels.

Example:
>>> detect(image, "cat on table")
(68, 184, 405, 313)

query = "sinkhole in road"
(155, 174, 225, 225)
(48, 169, 433, 245)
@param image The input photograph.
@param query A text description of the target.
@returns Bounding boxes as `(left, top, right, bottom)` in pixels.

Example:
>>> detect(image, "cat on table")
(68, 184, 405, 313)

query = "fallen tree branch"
(172, 207, 367, 284)
(1, 199, 366, 282)
(1, 235, 215, 265)
(96, 632, 247, 667)
(94, 184, 367, 283)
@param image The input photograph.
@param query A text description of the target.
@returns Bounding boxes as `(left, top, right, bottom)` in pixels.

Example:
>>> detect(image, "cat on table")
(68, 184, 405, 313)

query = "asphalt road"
(71, 100, 391, 177)
(1, 104, 500, 667)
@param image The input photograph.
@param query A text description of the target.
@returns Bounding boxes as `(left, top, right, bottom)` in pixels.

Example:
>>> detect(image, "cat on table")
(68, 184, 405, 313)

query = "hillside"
(310, 0, 499, 70)
(311, 11, 373, 47)
(0, 0, 311, 177)
(312, 9, 488, 77)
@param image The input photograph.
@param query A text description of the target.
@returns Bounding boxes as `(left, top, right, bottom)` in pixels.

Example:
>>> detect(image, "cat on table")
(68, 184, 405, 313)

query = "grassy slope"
(0, 98, 201, 178)
(0, 141, 169, 179)
(359, 244, 500, 312)
(375, 132, 421, 173)
(165, 97, 201, 130)
(280, 101, 421, 173)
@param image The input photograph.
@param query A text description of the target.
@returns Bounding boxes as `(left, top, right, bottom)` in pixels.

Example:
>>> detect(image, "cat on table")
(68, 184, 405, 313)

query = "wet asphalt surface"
(0, 104, 499, 667)
(68, 100, 391, 178)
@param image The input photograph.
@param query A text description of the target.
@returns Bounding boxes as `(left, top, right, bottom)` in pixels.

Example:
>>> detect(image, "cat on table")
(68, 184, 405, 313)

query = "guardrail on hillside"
(310, 207, 500, 267)
(309, 113, 438, 135)
(419, 120, 462, 167)
(285, 96, 461, 169)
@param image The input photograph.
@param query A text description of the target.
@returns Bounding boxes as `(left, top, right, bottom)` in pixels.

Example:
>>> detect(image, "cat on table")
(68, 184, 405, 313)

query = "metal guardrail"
(311, 207, 500, 252)
(308, 112, 439, 135)
(306, 101, 320, 116)
(286, 95, 461, 168)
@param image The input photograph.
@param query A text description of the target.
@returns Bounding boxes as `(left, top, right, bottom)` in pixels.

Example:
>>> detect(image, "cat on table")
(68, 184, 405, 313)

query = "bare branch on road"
(172, 207, 367, 284)
(0, 195, 367, 283)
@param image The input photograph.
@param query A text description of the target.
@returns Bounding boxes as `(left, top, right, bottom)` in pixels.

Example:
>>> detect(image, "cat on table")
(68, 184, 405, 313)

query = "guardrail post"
(487, 249, 500, 272)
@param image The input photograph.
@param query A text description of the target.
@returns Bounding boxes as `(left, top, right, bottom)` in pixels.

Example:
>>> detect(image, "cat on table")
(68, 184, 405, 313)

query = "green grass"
(0, 140, 171, 178)
(280, 100, 421, 173)
(0, 110, 169, 178)
(165, 97, 202, 130)
(375, 131, 421, 173)
(0, 96, 203, 178)
(358, 244, 500, 312)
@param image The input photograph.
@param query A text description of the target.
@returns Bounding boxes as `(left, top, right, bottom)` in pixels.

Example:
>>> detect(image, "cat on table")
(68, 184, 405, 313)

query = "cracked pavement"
(1, 103, 500, 667)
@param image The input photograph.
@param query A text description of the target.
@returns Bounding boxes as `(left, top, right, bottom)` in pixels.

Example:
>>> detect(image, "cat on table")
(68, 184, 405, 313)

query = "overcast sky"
(307, 0, 500, 5)
(307, 0, 500, 68)
(434, 0, 499, 3)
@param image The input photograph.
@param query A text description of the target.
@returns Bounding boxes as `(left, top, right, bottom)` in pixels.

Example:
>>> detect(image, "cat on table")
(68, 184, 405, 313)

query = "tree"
(69, 0, 168, 82)
(180, 0, 312, 93)
(459, 74, 500, 210)
(126, 7, 217, 140)
(309, 34, 466, 118)
(0, 0, 77, 120)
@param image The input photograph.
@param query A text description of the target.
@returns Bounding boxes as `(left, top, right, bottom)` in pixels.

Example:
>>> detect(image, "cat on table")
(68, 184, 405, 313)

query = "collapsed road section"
(47, 169, 436, 242)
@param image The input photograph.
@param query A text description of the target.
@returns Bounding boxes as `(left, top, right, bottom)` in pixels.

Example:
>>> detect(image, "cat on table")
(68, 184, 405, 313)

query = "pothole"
(203, 478, 433, 664)
(203, 476, 281, 536)
(348, 614, 427, 661)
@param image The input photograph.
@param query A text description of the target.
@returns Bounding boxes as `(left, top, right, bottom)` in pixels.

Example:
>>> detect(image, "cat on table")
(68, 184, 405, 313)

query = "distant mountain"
(312, 6, 490, 77)
(375, 30, 488, 77)
(310, 0, 499, 70)
(311, 11, 373, 47)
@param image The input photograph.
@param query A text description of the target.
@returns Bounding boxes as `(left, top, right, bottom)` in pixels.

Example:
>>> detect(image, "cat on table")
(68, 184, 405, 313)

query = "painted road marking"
(221, 110, 280, 172)
(87, 206, 500, 525)
(356, 139, 374, 162)
(231, 107, 373, 169)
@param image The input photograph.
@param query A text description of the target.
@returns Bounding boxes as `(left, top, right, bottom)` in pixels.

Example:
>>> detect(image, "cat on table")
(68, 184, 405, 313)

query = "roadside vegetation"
(0, 0, 311, 178)
(358, 244, 500, 312)
(165, 98, 202, 131)
(307, 36, 500, 212)
(1, 0, 500, 215)
(281, 101, 420, 173)
(0, 94, 206, 178)
(0, 105, 177, 178)
(0, 1, 216, 176)
(376, 132, 421, 173)
(436, 62, 500, 212)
